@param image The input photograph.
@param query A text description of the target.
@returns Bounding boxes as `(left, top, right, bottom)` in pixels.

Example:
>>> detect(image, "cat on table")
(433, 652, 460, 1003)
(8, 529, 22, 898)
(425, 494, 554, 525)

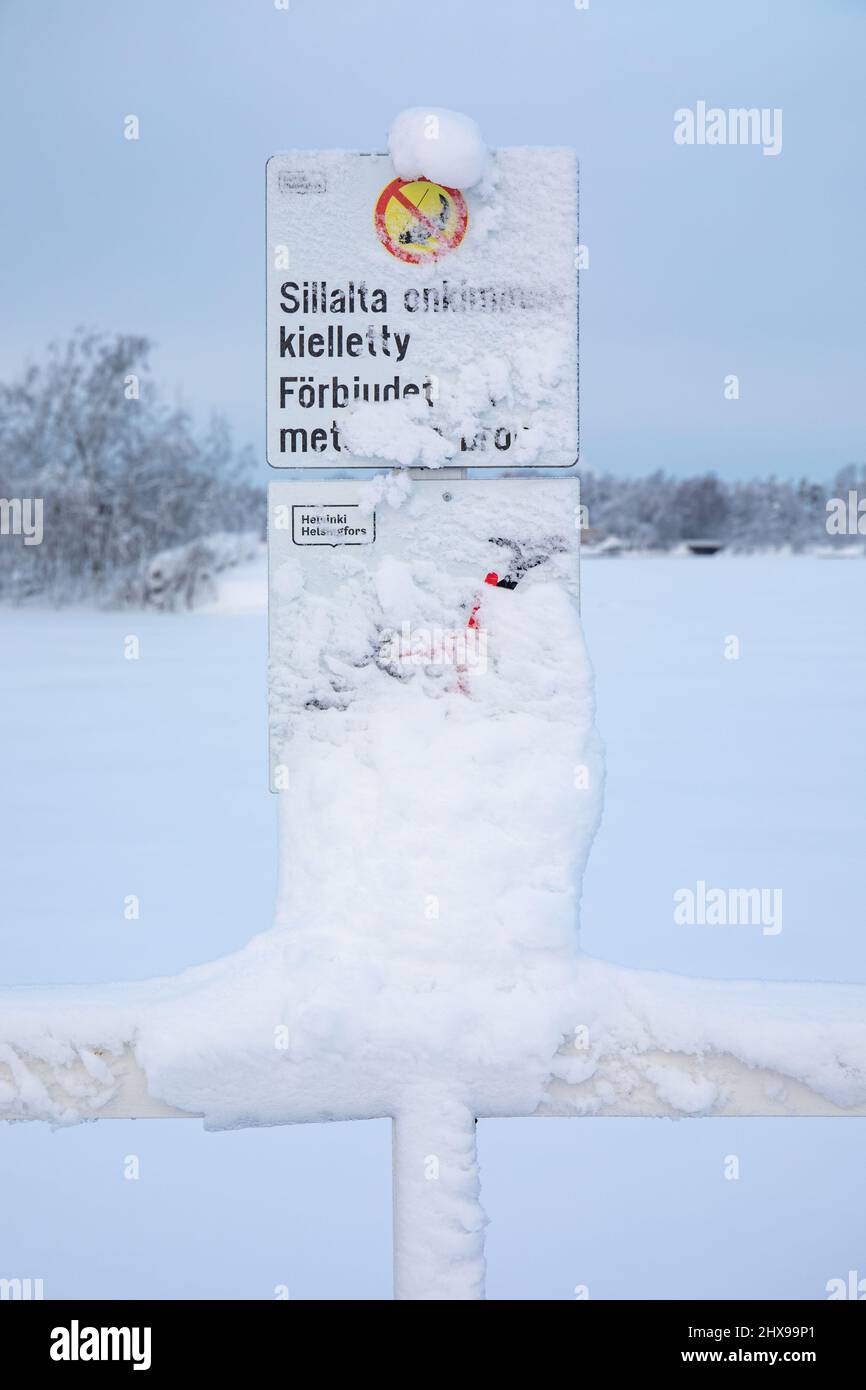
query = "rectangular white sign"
(266, 150, 578, 470)
(268, 477, 581, 788)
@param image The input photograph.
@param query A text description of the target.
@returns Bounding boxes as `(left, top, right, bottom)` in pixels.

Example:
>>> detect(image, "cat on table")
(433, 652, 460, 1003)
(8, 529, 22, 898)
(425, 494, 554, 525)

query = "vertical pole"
(391, 1094, 487, 1300)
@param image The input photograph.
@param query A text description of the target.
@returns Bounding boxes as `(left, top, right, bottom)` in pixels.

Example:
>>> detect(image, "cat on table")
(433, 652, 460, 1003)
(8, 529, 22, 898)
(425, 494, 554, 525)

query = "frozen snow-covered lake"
(1, 554, 863, 1298)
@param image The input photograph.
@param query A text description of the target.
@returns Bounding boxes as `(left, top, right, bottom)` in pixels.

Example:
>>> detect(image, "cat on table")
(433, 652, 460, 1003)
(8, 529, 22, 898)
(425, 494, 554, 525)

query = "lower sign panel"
(268, 477, 582, 789)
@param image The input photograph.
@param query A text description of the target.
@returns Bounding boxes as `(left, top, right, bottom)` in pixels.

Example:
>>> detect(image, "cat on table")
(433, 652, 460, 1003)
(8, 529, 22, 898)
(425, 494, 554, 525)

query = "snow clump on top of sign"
(388, 107, 488, 189)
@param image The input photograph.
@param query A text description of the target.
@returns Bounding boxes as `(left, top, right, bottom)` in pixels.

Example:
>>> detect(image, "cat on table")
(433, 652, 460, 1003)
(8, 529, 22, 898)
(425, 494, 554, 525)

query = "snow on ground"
(580, 552, 866, 984)
(198, 543, 267, 615)
(1, 552, 864, 1297)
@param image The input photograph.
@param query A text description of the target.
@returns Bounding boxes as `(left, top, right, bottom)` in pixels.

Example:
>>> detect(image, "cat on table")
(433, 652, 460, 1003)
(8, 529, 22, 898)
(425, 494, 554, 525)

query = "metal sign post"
(266, 150, 590, 1299)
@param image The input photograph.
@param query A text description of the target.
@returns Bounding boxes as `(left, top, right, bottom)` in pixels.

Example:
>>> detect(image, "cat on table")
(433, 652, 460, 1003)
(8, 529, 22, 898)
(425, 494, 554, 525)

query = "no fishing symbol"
(374, 177, 469, 264)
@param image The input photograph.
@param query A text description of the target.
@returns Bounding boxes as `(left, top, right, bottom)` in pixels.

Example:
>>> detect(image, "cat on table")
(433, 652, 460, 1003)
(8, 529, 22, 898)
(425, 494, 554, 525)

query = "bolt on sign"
(266, 151, 578, 470)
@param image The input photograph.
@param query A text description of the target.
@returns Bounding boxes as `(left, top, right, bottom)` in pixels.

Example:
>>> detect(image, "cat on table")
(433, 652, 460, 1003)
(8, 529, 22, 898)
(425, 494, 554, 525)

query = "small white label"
(278, 170, 327, 195)
(291, 504, 376, 546)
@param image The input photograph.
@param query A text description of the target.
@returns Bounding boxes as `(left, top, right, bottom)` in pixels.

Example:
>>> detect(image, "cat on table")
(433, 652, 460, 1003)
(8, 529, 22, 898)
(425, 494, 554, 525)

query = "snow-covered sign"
(267, 476, 583, 790)
(266, 149, 578, 470)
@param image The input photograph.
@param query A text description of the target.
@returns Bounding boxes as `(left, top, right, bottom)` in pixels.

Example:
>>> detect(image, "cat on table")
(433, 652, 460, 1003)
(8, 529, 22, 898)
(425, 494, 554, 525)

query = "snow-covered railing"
(2, 955, 864, 1298)
(3, 958, 864, 1126)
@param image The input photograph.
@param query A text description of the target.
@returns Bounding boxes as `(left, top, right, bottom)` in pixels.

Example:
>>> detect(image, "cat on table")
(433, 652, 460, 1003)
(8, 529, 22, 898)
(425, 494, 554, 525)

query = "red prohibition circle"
(374, 177, 469, 264)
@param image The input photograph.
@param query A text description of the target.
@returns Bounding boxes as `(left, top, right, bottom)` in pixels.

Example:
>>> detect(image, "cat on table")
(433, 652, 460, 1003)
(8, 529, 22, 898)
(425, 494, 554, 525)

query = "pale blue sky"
(1, 0, 864, 479)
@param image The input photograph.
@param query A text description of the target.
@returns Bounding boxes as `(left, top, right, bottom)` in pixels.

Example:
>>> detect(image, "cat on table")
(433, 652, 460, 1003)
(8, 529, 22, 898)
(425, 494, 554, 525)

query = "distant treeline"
(1, 332, 862, 607)
(0, 331, 263, 604)
(581, 467, 866, 551)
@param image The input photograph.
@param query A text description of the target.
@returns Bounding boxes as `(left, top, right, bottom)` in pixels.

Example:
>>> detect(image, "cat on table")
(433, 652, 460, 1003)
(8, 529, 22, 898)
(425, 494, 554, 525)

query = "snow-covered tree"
(0, 331, 263, 603)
